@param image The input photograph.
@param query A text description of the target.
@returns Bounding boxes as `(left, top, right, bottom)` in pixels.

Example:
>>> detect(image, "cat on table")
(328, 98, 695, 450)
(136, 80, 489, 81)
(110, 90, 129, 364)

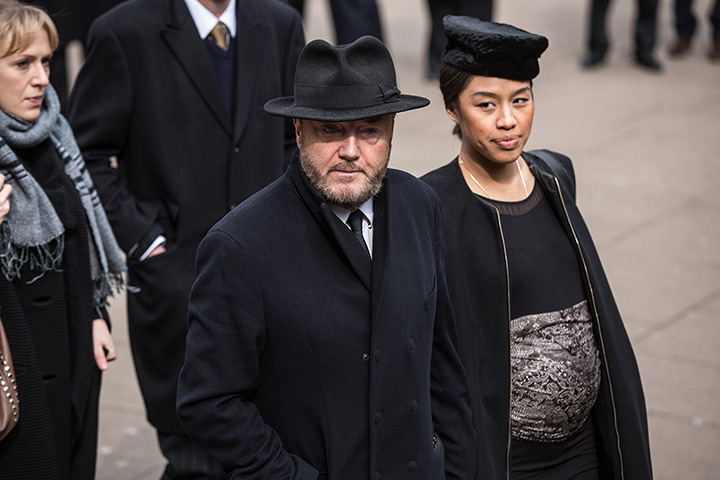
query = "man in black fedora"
(177, 35, 476, 479)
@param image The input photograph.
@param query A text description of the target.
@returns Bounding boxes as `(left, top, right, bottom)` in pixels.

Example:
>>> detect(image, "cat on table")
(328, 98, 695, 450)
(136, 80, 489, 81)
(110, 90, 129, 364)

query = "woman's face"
(0, 30, 52, 122)
(448, 75, 534, 166)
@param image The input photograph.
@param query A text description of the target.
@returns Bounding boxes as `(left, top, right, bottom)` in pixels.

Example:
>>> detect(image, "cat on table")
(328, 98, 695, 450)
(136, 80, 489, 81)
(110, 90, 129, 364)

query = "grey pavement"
(94, 0, 720, 478)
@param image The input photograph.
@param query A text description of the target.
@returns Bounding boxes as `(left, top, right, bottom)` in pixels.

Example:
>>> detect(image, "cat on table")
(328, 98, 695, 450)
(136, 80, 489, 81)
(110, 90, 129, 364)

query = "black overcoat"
(177, 156, 476, 479)
(0, 141, 102, 479)
(67, 0, 304, 432)
(421, 152, 653, 480)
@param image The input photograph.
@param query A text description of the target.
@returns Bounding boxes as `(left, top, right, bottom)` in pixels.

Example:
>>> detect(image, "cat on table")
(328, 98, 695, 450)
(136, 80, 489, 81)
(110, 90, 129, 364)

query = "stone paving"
(94, 0, 720, 478)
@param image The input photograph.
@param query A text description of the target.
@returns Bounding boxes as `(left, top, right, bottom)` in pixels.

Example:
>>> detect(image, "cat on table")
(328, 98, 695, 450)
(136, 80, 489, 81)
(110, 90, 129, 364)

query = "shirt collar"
(329, 198, 374, 225)
(184, 0, 237, 39)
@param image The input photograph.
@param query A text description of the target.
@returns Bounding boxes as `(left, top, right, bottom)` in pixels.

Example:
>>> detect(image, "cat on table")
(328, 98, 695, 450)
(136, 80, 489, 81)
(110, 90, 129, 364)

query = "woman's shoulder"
(525, 149, 576, 197)
(420, 159, 460, 189)
(525, 149, 573, 171)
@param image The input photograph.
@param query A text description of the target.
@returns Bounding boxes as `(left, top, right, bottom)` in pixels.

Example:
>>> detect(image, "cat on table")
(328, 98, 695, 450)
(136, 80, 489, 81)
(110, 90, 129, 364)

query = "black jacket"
(0, 140, 102, 479)
(67, 0, 304, 432)
(421, 151, 653, 480)
(177, 156, 476, 479)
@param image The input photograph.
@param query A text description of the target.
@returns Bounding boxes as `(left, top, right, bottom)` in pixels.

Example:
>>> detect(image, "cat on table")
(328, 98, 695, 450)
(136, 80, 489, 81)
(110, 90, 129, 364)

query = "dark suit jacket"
(177, 156, 476, 479)
(67, 0, 304, 432)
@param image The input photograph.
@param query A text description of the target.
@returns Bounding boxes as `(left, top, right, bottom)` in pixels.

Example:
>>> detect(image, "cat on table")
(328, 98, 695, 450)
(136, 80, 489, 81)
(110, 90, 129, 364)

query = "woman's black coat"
(0, 141, 102, 479)
(421, 151, 653, 479)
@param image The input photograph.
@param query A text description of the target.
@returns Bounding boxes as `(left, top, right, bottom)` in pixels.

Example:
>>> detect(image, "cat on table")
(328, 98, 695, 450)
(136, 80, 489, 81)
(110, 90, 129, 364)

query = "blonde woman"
(0, 2, 124, 477)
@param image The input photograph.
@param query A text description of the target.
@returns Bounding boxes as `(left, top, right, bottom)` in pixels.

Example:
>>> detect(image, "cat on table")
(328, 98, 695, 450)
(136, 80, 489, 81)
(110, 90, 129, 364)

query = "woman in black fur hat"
(421, 16, 653, 480)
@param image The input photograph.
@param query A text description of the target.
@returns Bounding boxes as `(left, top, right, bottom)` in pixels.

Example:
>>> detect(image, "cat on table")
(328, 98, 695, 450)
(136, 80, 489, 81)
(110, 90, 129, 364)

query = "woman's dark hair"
(438, 65, 474, 139)
(438, 65, 535, 139)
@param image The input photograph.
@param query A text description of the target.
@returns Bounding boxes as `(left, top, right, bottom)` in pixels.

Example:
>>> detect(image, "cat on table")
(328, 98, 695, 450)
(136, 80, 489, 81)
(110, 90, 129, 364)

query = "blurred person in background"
(31, 0, 127, 110)
(425, 0, 493, 79)
(668, 0, 720, 61)
(581, 0, 662, 71)
(286, 0, 383, 45)
(0, 1, 125, 478)
(422, 16, 653, 480)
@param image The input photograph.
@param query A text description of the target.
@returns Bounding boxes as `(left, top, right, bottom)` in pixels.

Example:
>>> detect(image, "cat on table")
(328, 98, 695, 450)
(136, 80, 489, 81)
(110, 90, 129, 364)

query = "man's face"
(295, 115, 394, 210)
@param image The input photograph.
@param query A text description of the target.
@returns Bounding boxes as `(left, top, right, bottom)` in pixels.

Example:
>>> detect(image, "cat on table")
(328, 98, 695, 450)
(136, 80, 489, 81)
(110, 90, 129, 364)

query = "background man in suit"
(581, 0, 662, 71)
(285, 0, 383, 45)
(177, 36, 476, 479)
(66, 0, 304, 477)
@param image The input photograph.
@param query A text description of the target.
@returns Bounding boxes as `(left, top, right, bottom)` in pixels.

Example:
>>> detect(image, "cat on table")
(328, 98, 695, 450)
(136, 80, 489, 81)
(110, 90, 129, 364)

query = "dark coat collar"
(287, 151, 378, 290)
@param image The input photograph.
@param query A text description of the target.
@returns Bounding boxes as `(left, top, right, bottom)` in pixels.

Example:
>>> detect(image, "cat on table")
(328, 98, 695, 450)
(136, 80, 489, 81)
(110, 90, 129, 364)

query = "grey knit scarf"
(0, 85, 125, 307)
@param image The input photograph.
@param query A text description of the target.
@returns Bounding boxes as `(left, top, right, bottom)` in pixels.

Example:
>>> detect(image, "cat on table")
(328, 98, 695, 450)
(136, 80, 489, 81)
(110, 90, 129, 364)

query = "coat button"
(233, 146, 240, 154)
(374, 350, 382, 361)
(410, 400, 418, 412)
(362, 353, 369, 361)
(374, 473, 381, 480)
(407, 461, 418, 472)
(408, 338, 415, 352)
(374, 411, 383, 424)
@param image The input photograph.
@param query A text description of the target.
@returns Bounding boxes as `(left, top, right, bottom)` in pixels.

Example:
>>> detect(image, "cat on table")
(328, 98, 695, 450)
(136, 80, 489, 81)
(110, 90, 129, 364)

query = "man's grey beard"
(299, 148, 390, 210)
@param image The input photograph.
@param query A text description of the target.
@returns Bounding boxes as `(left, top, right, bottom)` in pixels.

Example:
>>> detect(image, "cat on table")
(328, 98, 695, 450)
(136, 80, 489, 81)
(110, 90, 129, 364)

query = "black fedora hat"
(264, 36, 429, 121)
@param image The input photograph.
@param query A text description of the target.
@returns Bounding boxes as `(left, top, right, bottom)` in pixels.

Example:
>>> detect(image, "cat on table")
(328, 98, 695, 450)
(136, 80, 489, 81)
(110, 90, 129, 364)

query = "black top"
(481, 177, 600, 474)
(485, 183, 585, 319)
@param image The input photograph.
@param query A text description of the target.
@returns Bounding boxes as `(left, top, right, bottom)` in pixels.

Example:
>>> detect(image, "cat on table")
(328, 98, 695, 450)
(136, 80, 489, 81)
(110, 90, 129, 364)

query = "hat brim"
(263, 95, 430, 122)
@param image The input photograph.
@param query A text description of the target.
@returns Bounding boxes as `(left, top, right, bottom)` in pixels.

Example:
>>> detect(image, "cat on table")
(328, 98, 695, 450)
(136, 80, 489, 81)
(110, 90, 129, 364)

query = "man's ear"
(293, 118, 303, 148)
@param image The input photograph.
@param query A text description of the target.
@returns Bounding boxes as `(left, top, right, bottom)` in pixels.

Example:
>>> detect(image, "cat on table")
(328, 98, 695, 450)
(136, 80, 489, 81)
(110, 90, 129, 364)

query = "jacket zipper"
(553, 178, 625, 480)
(492, 206, 513, 480)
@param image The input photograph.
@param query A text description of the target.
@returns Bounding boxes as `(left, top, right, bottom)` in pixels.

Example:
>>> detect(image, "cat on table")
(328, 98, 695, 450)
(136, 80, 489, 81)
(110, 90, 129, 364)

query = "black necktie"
(348, 210, 370, 257)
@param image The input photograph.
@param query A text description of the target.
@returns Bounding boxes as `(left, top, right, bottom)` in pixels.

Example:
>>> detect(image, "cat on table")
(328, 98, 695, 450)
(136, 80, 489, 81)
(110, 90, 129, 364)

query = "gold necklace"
(516, 158, 529, 197)
(458, 155, 529, 200)
(458, 157, 492, 198)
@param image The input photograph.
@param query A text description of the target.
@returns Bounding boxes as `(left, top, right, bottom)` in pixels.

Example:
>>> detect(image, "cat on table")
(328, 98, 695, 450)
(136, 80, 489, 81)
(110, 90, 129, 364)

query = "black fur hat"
(441, 16, 549, 81)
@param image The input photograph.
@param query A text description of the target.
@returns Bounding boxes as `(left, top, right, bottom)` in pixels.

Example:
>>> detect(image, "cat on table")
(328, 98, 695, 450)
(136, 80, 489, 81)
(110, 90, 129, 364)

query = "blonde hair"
(0, 0, 58, 58)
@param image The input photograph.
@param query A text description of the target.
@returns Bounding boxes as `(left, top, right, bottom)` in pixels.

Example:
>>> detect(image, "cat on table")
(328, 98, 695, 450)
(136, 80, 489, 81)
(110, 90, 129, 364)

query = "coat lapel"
(232, 0, 267, 145)
(321, 205, 372, 290)
(161, 0, 231, 135)
(288, 155, 372, 290)
(369, 178, 390, 313)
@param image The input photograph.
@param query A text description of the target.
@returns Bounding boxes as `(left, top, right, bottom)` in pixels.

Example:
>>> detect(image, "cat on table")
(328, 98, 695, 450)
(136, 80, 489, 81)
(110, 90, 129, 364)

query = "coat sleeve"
(67, 16, 160, 253)
(429, 203, 477, 480)
(176, 229, 319, 480)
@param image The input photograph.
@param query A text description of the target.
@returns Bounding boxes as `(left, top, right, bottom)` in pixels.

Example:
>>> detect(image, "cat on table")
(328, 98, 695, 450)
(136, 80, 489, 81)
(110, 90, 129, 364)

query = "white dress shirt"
(330, 198, 374, 258)
(184, 0, 237, 40)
